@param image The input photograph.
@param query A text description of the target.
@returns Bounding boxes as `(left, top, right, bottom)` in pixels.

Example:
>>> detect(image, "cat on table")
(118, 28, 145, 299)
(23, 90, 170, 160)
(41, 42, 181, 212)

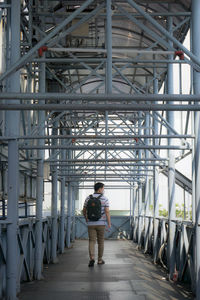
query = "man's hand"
(105, 224, 111, 232)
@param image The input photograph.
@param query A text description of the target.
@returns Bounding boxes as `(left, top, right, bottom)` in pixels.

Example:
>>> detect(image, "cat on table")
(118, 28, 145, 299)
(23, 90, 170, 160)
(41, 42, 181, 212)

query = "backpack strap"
(89, 194, 102, 200)
(97, 194, 102, 200)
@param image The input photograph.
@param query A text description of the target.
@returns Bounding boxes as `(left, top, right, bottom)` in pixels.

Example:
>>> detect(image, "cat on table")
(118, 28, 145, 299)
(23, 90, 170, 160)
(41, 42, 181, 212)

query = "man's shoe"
(88, 259, 95, 267)
(97, 260, 105, 265)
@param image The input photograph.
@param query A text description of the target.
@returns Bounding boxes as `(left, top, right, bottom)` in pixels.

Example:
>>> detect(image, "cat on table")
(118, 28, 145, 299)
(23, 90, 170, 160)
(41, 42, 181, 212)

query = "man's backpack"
(87, 194, 102, 221)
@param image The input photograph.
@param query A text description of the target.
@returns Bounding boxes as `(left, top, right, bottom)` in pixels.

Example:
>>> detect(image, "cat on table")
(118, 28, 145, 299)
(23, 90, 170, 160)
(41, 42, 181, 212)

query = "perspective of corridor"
(0, 0, 199, 299)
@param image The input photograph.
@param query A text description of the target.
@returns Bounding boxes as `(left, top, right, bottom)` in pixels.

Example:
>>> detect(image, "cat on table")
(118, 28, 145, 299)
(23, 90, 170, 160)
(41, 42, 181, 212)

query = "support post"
(144, 112, 150, 252)
(138, 113, 143, 248)
(153, 74, 160, 263)
(71, 185, 76, 242)
(167, 13, 176, 279)
(106, 0, 112, 94)
(7, 140, 19, 299)
(67, 181, 72, 248)
(60, 141, 66, 253)
(51, 122, 58, 263)
(192, 0, 200, 297)
(6, 1, 20, 299)
(34, 60, 45, 279)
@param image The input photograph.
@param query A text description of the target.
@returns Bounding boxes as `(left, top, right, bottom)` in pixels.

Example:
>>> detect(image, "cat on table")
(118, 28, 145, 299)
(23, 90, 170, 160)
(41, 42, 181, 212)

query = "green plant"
(159, 204, 168, 217)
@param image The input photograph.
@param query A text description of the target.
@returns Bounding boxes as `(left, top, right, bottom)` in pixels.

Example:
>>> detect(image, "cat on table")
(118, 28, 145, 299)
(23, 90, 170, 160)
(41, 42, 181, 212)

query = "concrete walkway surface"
(19, 240, 194, 300)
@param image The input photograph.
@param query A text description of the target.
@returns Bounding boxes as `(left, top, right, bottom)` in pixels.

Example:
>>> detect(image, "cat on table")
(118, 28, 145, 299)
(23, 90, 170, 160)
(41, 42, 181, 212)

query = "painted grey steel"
(192, 0, 200, 297)
(75, 216, 130, 240)
(34, 58, 189, 64)
(167, 13, 176, 280)
(71, 186, 76, 243)
(20, 145, 190, 150)
(2, 103, 200, 111)
(60, 145, 66, 254)
(127, 0, 200, 68)
(144, 112, 150, 252)
(161, 168, 192, 195)
(106, 0, 112, 94)
(46, 158, 168, 162)
(57, 169, 155, 173)
(0, 0, 94, 82)
(26, 11, 191, 18)
(34, 58, 45, 280)
(1, 134, 192, 140)
(6, 1, 21, 299)
(138, 113, 143, 248)
(59, 174, 154, 178)
(67, 182, 72, 248)
(51, 123, 58, 263)
(6, 140, 19, 299)
(153, 76, 160, 263)
(2, 92, 200, 101)
(116, 4, 174, 53)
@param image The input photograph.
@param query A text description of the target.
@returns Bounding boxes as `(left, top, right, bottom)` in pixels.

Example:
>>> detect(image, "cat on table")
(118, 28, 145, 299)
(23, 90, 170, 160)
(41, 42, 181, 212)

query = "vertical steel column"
(106, 0, 112, 93)
(34, 60, 45, 279)
(71, 185, 76, 242)
(167, 12, 176, 279)
(60, 141, 66, 253)
(105, 111, 108, 176)
(6, 1, 20, 299)
(130, 184, 132, 221)
(51, 122, 58, 263)
(7, 140, 19, 299)
(192, 0, 200, 297)
(132, 187, 137, 219)
(153, 75, 160, 263)
(105, 0, 112, 175)
(67, 181, 72, 248)
(138, 113, 143, 247)
(144, 112, 150, 251)
(66, 131, 72, 248)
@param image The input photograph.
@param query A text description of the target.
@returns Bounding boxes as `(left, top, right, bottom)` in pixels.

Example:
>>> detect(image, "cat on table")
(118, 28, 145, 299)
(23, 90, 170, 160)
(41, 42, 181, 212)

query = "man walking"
(83, 182, 111, 267)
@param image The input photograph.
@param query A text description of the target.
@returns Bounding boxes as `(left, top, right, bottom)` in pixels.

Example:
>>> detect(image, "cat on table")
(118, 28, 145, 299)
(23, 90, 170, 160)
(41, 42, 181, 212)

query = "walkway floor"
(19, 240, 194, 300)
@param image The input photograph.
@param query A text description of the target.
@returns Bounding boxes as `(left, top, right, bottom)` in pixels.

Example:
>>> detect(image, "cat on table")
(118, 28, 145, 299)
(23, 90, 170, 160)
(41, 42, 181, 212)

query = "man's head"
(94, 182, 104, 194)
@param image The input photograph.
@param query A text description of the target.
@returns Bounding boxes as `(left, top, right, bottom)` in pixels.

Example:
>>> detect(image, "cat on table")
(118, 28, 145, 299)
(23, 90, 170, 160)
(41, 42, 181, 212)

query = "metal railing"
(0, 216, 73, 298)
(75, 215, 131, 239)
(132, 216, 194, 291)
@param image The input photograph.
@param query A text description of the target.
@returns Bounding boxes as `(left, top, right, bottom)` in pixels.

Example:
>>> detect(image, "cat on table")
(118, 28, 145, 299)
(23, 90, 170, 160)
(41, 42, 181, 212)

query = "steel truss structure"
(0, 0, 199, 299)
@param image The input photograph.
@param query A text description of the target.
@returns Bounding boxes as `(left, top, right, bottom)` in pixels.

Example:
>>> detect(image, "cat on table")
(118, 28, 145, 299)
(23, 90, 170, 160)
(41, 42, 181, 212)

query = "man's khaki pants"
(88, 225, 105, 261)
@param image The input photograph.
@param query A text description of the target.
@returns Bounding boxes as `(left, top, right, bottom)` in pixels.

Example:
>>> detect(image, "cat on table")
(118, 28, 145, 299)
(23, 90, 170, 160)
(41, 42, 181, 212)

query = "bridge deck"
(19, 240, 193, 300)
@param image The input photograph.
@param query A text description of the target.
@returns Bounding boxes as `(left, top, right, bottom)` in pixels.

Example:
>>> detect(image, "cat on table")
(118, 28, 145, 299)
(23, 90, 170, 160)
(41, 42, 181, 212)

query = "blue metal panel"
(75, 216, 131, 240)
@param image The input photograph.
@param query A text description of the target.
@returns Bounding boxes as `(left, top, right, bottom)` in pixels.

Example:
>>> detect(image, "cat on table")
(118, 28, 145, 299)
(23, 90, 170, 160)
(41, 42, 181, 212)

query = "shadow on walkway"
(19, 240, 194, 300)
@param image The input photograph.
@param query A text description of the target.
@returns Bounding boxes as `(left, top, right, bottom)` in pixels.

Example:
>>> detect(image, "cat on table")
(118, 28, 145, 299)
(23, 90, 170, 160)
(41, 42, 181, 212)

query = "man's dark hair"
(94, 182, 104, 192)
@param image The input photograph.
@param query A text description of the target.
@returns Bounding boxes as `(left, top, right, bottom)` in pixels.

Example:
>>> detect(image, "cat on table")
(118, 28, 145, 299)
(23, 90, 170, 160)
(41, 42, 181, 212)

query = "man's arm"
(83, 207, 88, 222)
(105, 207, 111, 228)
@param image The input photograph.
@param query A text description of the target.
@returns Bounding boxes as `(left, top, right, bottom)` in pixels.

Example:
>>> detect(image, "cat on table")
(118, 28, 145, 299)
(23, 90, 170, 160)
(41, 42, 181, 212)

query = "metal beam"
(1, 93, 200, 101)
(0, 0, 94, 82)
(19, 145, 190, 150)
(1, 103, 200, 111)
(45, 158, 168, 162)
(0, 134, 193, 140)
(127, 0, 200, 68)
